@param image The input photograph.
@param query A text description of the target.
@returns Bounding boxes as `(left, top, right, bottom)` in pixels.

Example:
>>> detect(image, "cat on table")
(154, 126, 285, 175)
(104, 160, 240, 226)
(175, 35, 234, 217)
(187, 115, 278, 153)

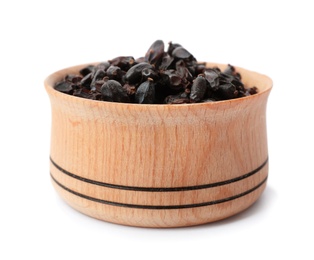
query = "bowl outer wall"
(45, 62, 272, 227)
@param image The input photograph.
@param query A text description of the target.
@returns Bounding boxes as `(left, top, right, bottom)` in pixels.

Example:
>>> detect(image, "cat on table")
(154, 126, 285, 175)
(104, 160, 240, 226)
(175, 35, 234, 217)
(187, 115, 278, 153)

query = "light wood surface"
(45, 62, 272, 227)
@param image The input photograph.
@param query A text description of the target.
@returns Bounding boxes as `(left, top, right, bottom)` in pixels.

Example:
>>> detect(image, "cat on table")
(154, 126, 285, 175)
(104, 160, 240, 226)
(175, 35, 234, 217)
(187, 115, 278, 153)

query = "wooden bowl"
(45, 62, 272, 227)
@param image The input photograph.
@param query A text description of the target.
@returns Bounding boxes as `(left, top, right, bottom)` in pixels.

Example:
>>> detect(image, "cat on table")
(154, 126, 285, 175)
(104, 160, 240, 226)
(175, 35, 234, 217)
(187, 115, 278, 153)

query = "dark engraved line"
(51, 174, 267, 210)
(50, 156, 268, 192)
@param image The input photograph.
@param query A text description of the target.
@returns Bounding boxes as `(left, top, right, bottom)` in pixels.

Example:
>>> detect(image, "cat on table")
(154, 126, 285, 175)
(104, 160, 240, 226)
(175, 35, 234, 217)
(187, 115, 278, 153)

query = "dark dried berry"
(159, 53, 175, 70)
(93, 69, 106, 79)
(96, 61, 111, 71)
(167, 41, 182, 55)
(55, 81, 74, 94)
(216, 83, 238, 100)
(101, 80, 129, 103)
(135, 79, 155, 104)
(160, 70, 182, 90)
(141, 68, 158, 81)
(195, 62, 206, 75)
(79, 65, 95, 77)
(90, 69, 106, 91)
(109, 56, 135, 71)
(219, 72, 235, 83)
(190, 75, 207, 102)
(65, 74, 82, 84)
(231, 78, 245, 91)
(80, 72, 93, 88)
(94, 79, 105, 92)
(106, 65, 122, 80)
(176, 60, 193, 82)
(145, 40, 165, 66)
(204, 69, 220, 90)
(125, 62, 153, 84)
(172, 47, 195, 61)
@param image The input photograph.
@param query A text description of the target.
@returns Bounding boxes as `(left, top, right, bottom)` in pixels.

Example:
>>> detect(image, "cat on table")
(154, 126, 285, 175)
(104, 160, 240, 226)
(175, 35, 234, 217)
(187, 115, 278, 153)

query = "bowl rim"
(44, 61, 273, 109)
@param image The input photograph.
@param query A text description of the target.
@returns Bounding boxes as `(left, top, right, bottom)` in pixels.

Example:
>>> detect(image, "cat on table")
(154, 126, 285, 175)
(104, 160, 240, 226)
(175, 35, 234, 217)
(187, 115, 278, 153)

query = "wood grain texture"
(45, 62, 272, 227)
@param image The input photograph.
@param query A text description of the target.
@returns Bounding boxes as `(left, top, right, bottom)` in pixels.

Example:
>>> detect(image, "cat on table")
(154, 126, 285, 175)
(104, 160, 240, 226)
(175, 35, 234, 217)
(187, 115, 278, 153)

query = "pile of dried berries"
(55, 40, 258, 104)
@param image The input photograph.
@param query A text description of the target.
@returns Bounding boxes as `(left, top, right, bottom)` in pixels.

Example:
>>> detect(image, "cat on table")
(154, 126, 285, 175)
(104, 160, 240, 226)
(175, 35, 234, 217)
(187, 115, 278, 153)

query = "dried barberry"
(100, 80, 129, 103)
(159, 53, 174, 71)
(55, 81, 74, 94)
(54, 40, 258, 104)
(80, 73, 93, 88)
(145, 40, 164, 66)
(190, 75, 207, 102)
(141, 68, 158, 81)
(216, 83, 239, 100)
(167, 42, 182, 55)
(109, 56, 135, 71)
(106, 65, 123, 81)
(172, 47, 195, 61)
(204, 69, 220, 90)
(176, 60, 193, 82)
(160, 70, 183, 90)
(79, 65, 95, 77)
(125, 62, 154, 84)
(90, 69, 106, 91)
(96, 62, 111, 72)
(135, 78, 155, 104)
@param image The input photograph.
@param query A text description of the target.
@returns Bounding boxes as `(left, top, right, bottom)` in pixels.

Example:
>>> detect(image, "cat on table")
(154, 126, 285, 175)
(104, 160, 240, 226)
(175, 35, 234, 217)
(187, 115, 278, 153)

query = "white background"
(1, 0, 313, 259)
